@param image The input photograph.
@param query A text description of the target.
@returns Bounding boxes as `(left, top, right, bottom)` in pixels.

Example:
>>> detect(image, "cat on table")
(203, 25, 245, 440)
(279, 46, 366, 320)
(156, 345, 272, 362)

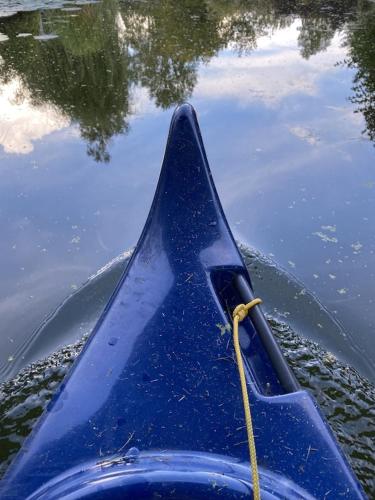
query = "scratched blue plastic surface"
(0, 105, 365, 499)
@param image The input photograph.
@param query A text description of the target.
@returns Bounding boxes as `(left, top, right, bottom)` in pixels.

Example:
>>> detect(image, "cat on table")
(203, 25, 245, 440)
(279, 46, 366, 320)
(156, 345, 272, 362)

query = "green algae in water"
(0, 323, 374, 495)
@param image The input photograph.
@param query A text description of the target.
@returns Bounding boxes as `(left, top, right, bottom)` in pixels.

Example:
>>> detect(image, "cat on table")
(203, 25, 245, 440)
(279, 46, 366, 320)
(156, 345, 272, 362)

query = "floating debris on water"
(351, 242, 363, 253)
(313, 231, 338, 243)
(323, 352, 337, 364)
(321, 225, 336, 233)
(33, 34, 59, 41)
(61, 7, 82, 12)
(288, 126, 320, 145)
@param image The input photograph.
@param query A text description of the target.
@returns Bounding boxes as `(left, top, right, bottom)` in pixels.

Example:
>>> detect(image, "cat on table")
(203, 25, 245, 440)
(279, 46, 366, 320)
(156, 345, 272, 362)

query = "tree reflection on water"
(0, 0, 374, 162)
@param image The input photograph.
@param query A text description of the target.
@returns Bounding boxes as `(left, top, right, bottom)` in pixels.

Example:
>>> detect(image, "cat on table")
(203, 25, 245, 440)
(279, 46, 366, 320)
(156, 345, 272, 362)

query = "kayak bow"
(1, 104, 365, 499)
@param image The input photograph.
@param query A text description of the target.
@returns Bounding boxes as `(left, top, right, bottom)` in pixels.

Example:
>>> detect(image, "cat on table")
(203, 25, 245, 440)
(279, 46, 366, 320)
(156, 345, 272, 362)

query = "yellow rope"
(232, 298, 262, 500)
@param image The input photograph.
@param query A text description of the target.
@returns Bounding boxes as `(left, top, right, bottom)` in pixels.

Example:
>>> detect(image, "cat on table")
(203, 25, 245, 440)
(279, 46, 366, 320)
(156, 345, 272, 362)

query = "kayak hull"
(0, 104, 365, 499)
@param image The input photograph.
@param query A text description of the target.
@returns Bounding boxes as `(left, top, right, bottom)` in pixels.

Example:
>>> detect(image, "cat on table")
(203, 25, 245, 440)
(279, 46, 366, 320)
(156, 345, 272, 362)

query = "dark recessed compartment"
(210, 268, 299, 397)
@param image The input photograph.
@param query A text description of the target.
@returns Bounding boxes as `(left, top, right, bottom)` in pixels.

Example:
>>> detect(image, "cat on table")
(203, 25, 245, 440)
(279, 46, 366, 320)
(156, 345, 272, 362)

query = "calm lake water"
(0, 0, 374, 494)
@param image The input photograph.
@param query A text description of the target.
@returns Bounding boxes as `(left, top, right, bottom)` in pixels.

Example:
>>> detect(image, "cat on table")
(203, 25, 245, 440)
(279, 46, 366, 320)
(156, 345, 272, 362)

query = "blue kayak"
(1, 104, 365, 499)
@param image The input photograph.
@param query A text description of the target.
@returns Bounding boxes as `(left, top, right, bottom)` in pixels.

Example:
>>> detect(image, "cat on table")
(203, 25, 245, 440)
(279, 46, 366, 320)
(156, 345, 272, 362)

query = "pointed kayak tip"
(164, 102, 208, 164)
(171, 102, 198, 125)
(153, 102, 221, 228)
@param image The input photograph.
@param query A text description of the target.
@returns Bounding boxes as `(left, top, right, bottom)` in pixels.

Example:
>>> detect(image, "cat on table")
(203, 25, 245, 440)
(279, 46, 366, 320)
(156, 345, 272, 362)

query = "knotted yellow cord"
(232, 298, 262, 500)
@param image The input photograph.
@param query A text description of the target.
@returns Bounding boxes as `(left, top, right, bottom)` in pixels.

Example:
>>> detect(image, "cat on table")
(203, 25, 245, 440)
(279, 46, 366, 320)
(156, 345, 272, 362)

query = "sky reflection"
(196, 24, 348, 106)
(0, 76, 70, 154)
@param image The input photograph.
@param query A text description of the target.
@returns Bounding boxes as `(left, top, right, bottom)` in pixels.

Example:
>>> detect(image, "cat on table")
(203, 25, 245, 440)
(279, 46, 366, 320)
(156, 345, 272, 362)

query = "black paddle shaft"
(233, 274, 300, 394)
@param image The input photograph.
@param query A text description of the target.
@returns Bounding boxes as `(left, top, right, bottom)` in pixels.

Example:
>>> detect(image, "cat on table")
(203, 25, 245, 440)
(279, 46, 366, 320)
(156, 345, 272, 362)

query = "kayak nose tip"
(173, 101, 197, 118)
(170, 102, 199, 131)
(162, 101, 208, 176)
(165, 101, 206, 154)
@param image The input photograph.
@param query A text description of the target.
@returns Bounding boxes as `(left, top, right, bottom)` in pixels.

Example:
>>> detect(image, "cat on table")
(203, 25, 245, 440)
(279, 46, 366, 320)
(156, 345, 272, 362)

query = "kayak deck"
(0, 104, 365, 499)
